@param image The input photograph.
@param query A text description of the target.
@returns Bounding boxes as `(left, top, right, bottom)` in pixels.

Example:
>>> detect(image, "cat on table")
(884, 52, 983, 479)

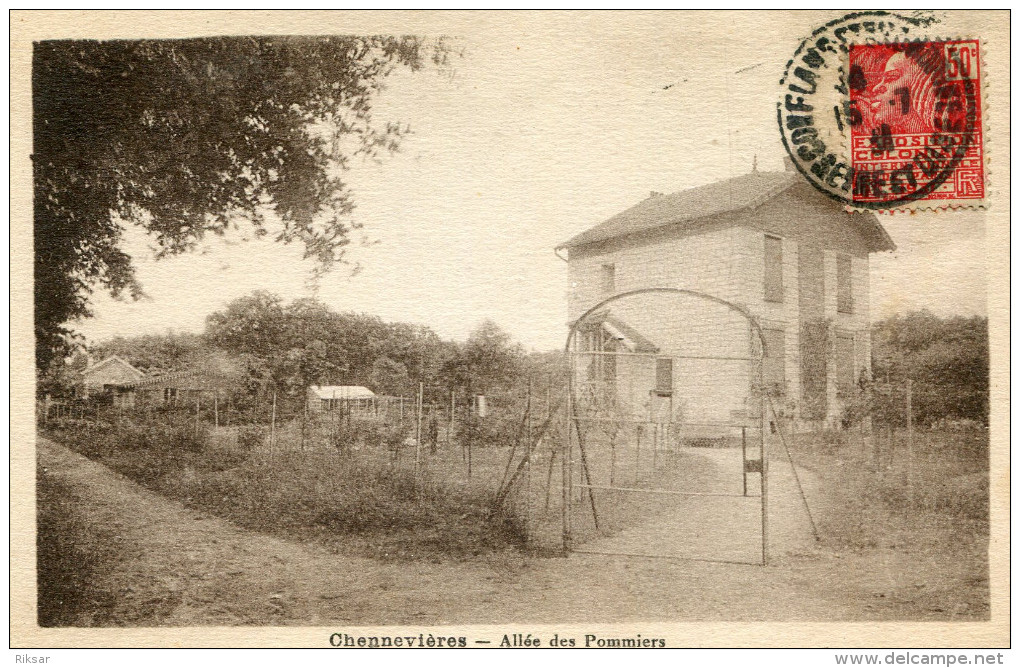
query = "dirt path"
(582, 448, 818, 564)
(38, 437, 977, 626)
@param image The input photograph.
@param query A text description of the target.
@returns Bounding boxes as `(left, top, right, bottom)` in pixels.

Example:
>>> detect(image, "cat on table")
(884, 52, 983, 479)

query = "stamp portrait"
(777, 12, 988, 211)
(847, 39, 984, 206)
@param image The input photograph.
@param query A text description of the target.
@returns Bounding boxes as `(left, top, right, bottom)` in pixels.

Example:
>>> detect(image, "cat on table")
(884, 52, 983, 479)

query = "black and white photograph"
(11, 10, 1009, 652)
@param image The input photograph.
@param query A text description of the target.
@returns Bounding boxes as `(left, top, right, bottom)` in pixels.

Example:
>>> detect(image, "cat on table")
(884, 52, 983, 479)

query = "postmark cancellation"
(778, 12, 987, 212)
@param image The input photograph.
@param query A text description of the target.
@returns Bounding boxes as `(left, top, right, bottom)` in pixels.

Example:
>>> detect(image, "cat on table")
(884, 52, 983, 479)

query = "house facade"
(558, 166, 895, 428)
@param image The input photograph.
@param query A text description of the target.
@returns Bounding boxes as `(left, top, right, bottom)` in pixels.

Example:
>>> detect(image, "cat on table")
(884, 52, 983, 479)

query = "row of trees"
(202, 291, 536, 402)
(46, 290, 544, 410)
(43, 300, 987, 429)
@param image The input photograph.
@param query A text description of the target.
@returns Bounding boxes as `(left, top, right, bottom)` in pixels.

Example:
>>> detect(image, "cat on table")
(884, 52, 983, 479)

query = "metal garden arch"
(562, 287, 772, 565)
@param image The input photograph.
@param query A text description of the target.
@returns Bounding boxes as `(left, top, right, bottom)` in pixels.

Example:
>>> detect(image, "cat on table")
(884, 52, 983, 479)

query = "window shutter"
(837, 255, 853, 314)
(655, 358, 673, 396)
(764, 235, 783, 303)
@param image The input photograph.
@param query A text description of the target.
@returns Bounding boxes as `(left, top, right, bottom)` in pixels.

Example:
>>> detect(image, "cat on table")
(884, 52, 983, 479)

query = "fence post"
(270, 389, 277, 460)
(741, 426, 748, 496)
(302, 398, 308, 451)
(563, 353, 572, 553)
(467, 396, 473, 478)
(525, 377, 533, 543)
(906, 379, 914, 508)
(414, 382, 423, 479)
(635, 421, 643, 486)
(449, 389, 456, 448)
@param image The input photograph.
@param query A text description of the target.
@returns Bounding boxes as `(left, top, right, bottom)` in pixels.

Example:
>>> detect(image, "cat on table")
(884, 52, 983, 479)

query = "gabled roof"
(557, 171, 895, 252)
(309, 385, 376, 400)
(83, 355, 145, 379)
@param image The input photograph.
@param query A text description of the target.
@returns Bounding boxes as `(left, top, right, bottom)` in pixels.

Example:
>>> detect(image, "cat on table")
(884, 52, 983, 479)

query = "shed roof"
(557, 171, 895, 252)
(576, 311, 659, 354)
(130, 369, 197, 388)
(309, 385, 376, 400)
(599, 313, 659, 354)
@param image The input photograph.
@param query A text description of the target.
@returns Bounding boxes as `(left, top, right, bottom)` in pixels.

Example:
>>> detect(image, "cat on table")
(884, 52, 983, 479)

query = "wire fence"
(38, 379, 568, 547)
(38, 371, 981, 553)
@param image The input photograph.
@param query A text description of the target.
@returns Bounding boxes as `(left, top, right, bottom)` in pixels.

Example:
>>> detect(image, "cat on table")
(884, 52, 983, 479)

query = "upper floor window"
(837, 254, 853, 314)
(655, 357, 673, 396)
(600, 263, 616, 298)
(764, 235, 783, 303)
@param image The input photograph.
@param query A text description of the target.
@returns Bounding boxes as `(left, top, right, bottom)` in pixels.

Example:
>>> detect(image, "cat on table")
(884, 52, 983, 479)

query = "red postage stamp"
(847, 39, 984, 207)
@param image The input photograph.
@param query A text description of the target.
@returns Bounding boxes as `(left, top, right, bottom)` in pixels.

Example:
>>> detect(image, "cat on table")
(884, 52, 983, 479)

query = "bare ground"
(36, 437, 988, 626)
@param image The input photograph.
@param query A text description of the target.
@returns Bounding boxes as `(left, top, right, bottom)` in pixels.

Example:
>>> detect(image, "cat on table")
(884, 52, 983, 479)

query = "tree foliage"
(203, 291, 458, 402)
(444, 319, 525, 394)
(90, 331, 203, 374)
(33, 35, 449, 370)
(870, 311, 989, 426)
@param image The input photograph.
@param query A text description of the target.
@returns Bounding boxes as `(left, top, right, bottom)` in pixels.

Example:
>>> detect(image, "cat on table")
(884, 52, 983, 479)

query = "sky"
(75, 13, 989, 352)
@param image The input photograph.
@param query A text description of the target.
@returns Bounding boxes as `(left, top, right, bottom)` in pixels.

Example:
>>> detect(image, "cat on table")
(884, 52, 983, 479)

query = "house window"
(837, 254, 853, 314)
(764, 235, 783, 303)
(600, 263, 616, 298)
(762, 328, 786, 395)
(655, 357, 673, 396)
(836, 334, 856, 395)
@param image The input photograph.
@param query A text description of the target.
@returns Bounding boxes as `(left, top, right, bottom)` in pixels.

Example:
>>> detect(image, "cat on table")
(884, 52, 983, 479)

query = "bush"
(50, 416, 525, 561)
(168, 452, 522, 558)
(236, 425, 265, 451)
(788, 428, 988, 550)
(460, 410, 520, 450)
(110, 422, 208, 453)
(47, 416, 246, 488)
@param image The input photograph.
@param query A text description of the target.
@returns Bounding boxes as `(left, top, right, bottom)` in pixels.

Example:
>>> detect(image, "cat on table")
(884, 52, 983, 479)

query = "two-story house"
(557, 163, 895, 428)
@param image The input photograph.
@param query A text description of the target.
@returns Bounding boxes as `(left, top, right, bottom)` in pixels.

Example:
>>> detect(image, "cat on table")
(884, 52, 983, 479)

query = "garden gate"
(562, 288, 772, 565)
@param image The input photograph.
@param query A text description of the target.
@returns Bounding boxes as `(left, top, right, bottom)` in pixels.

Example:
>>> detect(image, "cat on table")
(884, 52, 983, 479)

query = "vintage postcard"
(10, 10, 1009, 652)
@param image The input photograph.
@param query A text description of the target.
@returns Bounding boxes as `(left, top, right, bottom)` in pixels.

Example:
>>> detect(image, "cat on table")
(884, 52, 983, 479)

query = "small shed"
(79, 356, 145, 406)
(307, 385, 378, 415)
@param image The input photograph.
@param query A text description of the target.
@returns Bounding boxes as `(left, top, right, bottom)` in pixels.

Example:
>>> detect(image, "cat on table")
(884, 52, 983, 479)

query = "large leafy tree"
(203, 292, 451, 401)
(871, 311, 989, 426)
(444, 319, 525, 395)
(33, 35, 449, 371)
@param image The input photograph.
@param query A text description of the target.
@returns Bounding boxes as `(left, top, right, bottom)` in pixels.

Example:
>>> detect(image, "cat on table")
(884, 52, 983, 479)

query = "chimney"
(783, 156, 797, 172)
